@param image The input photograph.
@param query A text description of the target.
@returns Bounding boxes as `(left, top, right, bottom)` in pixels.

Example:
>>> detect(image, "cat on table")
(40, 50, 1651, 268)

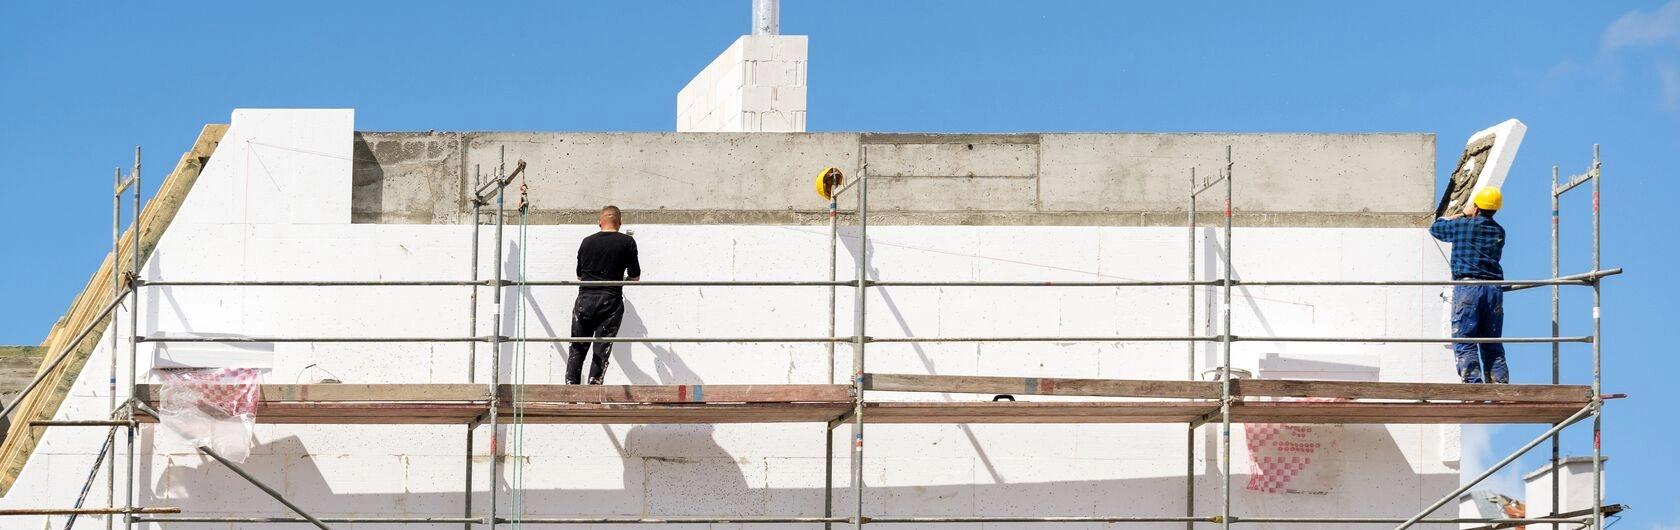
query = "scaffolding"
(2, 142, 1621, 529)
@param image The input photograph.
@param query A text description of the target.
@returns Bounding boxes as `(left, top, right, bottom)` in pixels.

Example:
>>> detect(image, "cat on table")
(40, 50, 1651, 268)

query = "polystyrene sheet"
(157, 367, 261, 462)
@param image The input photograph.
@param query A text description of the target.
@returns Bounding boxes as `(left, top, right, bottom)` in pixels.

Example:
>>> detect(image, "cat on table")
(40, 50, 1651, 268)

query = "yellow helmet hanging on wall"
(1472, 186, 1502, 211)
(815, 167, 845, 200)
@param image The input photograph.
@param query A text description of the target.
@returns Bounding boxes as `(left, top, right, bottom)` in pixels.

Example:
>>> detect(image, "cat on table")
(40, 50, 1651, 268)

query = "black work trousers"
(567, 290, 624, 384)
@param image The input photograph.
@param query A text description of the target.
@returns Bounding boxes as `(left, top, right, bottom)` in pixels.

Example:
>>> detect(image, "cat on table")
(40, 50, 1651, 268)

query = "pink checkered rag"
(1244, 397, 1343, 494)
(160, 367, 261, 417)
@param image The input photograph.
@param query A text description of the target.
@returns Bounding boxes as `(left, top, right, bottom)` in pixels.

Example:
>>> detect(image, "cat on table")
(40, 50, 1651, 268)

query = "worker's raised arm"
(1429, 215, 1463, 242)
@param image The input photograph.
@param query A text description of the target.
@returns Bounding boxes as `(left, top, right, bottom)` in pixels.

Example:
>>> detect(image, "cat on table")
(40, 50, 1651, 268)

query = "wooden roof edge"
(0, 123, 227, 497)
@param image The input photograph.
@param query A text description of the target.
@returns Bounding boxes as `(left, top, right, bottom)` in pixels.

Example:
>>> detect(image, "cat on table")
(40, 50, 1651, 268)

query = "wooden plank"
(863, 401, 1219, 424)
(1234, 379, 1591, 403)
(122, 391, 1583, 426)
(862, 373, 1218, 399)
(135, 401, 852, 425)
(505, 384, 851, 404)
(513, 403, 851, 424)
(1231, 402, 1583, 425)
(128, 380, 1594, 405)
(135, 384, 488, 402)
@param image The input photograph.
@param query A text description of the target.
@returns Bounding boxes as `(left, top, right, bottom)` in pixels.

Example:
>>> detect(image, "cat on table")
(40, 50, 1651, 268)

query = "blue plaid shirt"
(1429, 216, 1505, 280)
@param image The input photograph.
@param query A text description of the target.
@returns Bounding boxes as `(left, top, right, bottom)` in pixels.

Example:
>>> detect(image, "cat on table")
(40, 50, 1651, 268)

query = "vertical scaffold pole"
(829, 189, 839, 384)
(464, 424, 475, 530)
(1185, 167, 1197, 530)
(826, 170, 841, 530)
(108, 166, 121, 530)
(1549, 164, 1560, 530)
(488, 149, 506, 528)
(124, 147, 140, 530)
(471, 166, 482, 383)
(467, 165, 481, 530)
(851, 156, 869, 530)
(1590, 144, 1602, 530)
(824, 422, 835, 530)
(1219, 146, 1233, 530)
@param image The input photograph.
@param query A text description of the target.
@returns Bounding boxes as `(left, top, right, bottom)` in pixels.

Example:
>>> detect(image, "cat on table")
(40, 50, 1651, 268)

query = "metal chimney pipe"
(753, 0, 779, 35)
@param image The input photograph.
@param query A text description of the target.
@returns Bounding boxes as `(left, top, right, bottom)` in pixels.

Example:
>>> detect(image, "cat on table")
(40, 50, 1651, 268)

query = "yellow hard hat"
(815, 167, 844, 200)
(1472, 186, 1502, 211)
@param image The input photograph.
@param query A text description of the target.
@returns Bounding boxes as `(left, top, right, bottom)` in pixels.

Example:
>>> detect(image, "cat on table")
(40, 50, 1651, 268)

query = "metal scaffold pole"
(824, 423, 835, 530)
(1549, 164, 1561, 530)
(488, 149, 506, 529)
(466, 164, 482, 530)
(1590, 144, 1603, 530)
(851, 156, 869, 529)
(106, 165, 122, 530)
(829, 179, 840, 386)
(471, 165, 483, 382)
(1219, 145, 1234, 530)
(825, 172, 841, 529)
(1184, 167, 1197, 530)
(124, 147, 140, 530)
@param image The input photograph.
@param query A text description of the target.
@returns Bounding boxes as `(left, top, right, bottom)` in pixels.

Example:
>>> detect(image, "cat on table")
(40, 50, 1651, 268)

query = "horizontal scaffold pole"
(0, 507, 179, 516)
(1553, 170, 1598, 196)
(130, 514, 1600, 525)
(28, 420, 134, 427)
(137, 516, 480, 524)
(133, 269, 1618, 290)
(135, 334, 1591, 344)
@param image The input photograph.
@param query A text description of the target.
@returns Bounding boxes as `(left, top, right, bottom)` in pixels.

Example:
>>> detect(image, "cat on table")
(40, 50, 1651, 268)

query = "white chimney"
(1523, 456, 1607, 517)
(676, 3, 806, 132)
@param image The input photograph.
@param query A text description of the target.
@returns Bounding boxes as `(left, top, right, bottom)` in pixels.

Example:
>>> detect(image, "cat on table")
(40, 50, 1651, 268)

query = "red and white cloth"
(1244, 397, 1344, 494)
(157, 367, 262, 462)
(160, 367, 261, 416)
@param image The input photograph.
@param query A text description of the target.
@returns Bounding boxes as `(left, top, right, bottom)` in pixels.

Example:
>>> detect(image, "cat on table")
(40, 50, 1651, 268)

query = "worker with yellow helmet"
(1429, 186, 1508, 384)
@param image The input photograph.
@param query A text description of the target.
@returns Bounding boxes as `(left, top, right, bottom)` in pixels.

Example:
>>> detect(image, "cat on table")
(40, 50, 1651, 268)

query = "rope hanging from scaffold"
(509, 175, 531, 528)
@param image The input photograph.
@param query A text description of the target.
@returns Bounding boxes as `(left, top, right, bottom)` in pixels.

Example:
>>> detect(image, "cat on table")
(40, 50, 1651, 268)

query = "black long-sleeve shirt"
(576, 231, 641, 295)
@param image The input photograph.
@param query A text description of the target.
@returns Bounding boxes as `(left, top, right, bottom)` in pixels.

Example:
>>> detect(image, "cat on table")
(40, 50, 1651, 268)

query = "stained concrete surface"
(351, 132, 1436, 227)
(0, 347, 45, 441)
(0, 347, 43, 406)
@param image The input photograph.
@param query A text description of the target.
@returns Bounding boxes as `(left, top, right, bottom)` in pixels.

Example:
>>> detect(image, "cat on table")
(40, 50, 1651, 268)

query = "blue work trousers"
(1452, 284, 1507, 384)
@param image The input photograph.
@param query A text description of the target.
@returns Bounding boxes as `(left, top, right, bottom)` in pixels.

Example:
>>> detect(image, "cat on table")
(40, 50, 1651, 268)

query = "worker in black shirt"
(568, 205, 641, 384)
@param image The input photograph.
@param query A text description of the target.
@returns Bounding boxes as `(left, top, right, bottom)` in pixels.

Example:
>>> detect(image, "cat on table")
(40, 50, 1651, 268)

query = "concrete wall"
(0, 347, 43, 409)
(0, 110, 1466, 529)
(351, 131, 1436, 228)
(676, 35, 808, 132)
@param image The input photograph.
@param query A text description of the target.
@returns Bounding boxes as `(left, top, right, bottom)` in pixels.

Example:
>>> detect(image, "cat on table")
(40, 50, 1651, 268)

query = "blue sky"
(2, 1, 1677, 526)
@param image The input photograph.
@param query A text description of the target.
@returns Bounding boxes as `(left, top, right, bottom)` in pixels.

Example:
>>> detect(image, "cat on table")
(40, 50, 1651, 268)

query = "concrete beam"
(350, 131, 1435, 228)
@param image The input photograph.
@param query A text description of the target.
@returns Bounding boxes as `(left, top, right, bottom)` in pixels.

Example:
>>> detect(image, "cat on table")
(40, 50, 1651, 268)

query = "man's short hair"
(600, 205, 622, 226)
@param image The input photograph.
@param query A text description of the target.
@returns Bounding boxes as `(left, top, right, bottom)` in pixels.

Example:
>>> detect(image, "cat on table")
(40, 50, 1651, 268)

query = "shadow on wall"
(842, 232, 1012, 484)
(617, 299, 701, 385)
(135, 425, 1439, 528)
(349, 133, 385, 223)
